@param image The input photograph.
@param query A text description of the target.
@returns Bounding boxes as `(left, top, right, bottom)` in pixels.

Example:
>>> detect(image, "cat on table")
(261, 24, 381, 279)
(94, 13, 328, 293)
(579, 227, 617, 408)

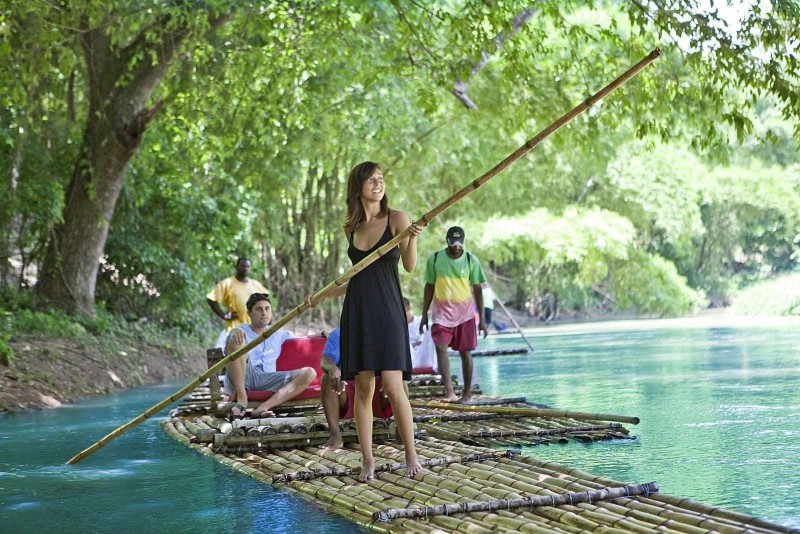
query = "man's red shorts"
(339, 377, 393, 420)
(431, 318, 477, 352)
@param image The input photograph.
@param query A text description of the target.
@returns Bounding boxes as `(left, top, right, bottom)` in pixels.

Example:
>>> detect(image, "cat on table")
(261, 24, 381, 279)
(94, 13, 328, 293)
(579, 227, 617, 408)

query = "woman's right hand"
(305, 292, 317, 308)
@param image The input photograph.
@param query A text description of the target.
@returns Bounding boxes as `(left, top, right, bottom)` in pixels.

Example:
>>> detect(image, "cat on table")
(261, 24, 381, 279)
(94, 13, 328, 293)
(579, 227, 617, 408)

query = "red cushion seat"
(242, 335, 326, 402)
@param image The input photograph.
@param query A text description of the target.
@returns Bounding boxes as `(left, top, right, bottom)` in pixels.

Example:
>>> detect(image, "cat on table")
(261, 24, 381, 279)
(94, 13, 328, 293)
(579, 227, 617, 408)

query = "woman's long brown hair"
(343, 161, 389, 235)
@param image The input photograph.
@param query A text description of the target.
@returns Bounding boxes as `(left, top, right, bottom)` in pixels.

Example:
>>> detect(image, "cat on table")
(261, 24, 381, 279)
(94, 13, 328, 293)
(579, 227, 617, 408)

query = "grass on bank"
(0, 292, 206, 367)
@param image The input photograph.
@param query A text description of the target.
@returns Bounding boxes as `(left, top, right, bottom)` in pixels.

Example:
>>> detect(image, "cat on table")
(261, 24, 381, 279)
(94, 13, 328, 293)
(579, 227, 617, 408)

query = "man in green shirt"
(419, 226, 487, 403)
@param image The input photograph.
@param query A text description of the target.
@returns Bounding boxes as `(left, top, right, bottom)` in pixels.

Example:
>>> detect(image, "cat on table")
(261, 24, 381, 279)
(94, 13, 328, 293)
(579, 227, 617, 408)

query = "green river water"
(2, 317, 798, 532)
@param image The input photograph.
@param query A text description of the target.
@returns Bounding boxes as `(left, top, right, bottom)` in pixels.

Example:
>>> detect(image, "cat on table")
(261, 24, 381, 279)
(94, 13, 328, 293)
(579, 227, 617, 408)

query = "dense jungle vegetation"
(1, 1, 798, 355)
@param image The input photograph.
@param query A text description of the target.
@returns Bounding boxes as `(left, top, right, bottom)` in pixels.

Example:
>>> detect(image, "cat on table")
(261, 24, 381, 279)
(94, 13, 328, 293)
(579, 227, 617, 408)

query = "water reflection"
(2, 321, 799, 531)
(467, 322, 799, 529)
(0, 385, 362, 533)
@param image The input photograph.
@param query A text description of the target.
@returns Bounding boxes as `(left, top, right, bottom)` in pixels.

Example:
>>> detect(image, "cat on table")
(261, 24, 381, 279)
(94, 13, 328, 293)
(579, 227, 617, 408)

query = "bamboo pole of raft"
(66, 48, 660, 465)
(372, 481, 659, 522)
(272, 449, 514, 483)
(410, 399, 640, 425)
(460, 423, 623, 438)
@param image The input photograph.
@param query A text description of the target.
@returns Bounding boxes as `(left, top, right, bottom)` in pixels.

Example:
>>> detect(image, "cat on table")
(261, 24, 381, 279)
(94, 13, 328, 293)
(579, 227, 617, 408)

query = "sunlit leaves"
(611, 251, 705, 315)
(2, 0, 799, 323)
(598, 142, 705, 247)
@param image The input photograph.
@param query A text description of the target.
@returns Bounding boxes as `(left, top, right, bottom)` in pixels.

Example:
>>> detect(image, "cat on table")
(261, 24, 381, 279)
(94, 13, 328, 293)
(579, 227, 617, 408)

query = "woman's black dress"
(340, 212, 412, 381)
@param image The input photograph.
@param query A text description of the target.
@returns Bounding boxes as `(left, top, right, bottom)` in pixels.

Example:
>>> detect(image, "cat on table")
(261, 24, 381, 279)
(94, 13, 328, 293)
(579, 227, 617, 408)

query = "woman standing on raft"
(310, 161, 424, 481)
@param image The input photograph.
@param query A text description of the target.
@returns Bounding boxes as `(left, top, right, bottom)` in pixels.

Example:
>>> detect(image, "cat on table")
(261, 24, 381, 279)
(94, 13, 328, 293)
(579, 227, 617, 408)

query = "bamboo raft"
(407, 373, 484, 399)
(162, 384, 797, 533)
(452, 347, 529, 357)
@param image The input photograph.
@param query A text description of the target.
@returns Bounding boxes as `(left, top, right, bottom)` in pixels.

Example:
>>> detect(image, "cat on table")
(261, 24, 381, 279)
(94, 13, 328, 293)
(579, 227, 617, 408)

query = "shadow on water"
(0, 382, 362, 533)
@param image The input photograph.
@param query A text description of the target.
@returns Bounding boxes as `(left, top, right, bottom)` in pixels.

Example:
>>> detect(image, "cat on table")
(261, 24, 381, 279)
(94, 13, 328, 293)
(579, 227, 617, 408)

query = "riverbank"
(4, 309, 798, 414)
(0, 333, 206, 413)
(0, 316, 334, 413)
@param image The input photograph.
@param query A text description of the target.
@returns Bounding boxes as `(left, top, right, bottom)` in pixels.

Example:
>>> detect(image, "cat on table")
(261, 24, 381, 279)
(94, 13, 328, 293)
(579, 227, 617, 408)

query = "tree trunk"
(36, 12, 227, 315)
(265, 159, 345, 322)
(37, 112, 140, 314)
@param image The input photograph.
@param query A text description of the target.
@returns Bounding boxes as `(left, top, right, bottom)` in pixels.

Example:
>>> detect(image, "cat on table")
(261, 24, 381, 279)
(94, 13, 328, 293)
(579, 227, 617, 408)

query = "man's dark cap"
(446, 226, 465, 246)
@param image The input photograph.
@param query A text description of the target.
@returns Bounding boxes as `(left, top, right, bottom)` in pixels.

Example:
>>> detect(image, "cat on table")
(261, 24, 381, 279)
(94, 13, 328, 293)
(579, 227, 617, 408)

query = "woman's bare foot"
(319, 435, 343, 450)
(357, 459, 375, 482)
(440, 394, 459, 403)
(405, 460, 423, 479)
(454, 394, 472, 404)
(404, 449, 422, 479)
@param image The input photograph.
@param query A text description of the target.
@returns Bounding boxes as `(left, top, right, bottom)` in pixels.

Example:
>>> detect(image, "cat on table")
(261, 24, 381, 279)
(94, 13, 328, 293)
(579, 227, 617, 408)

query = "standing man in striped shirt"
(419, 226, 487, 403)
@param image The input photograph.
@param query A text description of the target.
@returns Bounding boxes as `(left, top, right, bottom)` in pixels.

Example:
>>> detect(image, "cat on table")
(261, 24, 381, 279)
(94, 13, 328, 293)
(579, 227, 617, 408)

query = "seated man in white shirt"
(225, 293, 315, 419)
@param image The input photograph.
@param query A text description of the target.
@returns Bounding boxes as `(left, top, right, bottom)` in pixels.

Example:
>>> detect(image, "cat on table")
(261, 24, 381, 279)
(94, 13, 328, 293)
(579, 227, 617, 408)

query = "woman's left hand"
(409, 221, 425, 237)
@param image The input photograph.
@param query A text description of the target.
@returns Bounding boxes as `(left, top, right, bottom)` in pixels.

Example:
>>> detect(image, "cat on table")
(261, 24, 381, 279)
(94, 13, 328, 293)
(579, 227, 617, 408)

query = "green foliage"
(97, 160, 254, 328)
(1, 1, 798, 325)
(13, 309, 89, 338)
(5, 295, 197, 347)
(730, 272, 800, 316)
(610, 251, 705, 316)
(567, 137, 800, 307)
(73, 306, 125, 337)
(0, 342, 11, 367)
(0, 310, 13, 366)
(595, 142, 705, 250)
(677, 162, 800, 300)
(471, 206, 703, 317)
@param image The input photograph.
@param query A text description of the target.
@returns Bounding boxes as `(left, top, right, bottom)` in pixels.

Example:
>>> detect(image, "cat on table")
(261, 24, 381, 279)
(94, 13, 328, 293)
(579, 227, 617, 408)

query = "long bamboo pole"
(66, 48, 660, 465)
(271, 449, 513, 483)
(494, 295, 536, 352)
(410, 399, 640, 425)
